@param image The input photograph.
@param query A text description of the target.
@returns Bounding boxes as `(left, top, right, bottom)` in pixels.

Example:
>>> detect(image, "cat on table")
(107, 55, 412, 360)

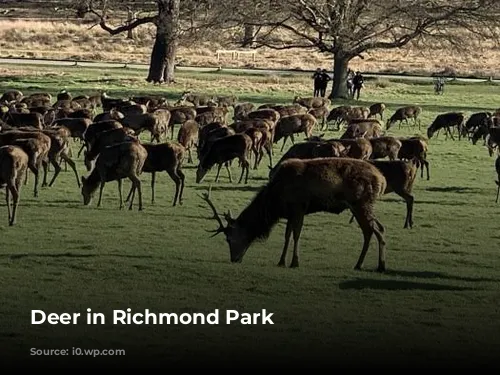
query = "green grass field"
(1, 64, 500, 368)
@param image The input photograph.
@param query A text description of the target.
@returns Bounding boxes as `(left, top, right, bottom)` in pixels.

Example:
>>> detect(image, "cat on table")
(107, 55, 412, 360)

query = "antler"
(199, 185, 226, 237)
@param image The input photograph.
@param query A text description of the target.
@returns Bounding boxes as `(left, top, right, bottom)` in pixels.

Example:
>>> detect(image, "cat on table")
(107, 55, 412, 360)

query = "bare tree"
(75, 0, 180, 84)
(230, 0, 500, 99)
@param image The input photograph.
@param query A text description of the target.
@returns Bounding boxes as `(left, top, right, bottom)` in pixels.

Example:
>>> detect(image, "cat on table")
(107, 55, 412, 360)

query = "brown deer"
(201, 157, 388, 271)
(177, 120, 199, 164)
(0, 130, 51, 197)
(196, 133, 252, 184)
(81, 140, 148, 211)
(387, 106, 422, 130)
(0, 145, 29, 226)
(350, 160, 418, 229)
(125, 142, 186, 206)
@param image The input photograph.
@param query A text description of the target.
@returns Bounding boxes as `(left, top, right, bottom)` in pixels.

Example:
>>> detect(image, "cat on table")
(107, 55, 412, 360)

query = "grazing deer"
(0, 145, 29, 226)
(427, 112, 466, 140)
(201, 157, 388, 271)
(81, 140, 148, 210)
(196, 133, 252, 184)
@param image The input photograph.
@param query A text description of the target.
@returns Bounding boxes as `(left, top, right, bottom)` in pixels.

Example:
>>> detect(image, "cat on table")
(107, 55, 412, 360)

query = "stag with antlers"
(200, 156, 388, 272)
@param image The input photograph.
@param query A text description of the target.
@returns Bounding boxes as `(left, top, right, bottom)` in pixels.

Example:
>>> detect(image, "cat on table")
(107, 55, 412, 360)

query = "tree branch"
(99, 15, 158, 35)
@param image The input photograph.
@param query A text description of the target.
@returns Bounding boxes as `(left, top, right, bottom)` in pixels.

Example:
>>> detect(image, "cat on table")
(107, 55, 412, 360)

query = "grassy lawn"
(1, 64, 499, 368)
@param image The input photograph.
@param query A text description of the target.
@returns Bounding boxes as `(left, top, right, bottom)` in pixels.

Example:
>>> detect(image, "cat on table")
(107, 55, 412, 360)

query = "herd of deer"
(0, 88, 499, 272)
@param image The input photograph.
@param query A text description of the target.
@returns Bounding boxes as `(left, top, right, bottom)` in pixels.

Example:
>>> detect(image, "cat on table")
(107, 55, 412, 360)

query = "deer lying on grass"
(0, 145, 28, 226)
(81, 140, 148, 210)
(201, 157, 388, 271)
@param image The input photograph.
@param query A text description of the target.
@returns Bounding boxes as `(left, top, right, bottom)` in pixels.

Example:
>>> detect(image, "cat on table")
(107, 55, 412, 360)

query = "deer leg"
(241, 159, 250, 184)
(256, 148, 264, 169)
(53, 152, 80, 188)
(77, 142, 86, 158)
(125, 184, 132, 202)
(423, 160, 430, 180)
(151, 171, 156, 204)
(215, 163, 223, 183)
(352, 208, 374, 271)
(290, 214, 304, 268)
(280, 137, 288, 152)
(225, 163, 233, 183)
(253, 147, 259, 170)
(5, 185, 11, 225)
(447, 127, 455, 141)
(496, 183, 500, 203)
(188, 148, 193, 164)
(266, 143, 273, 168)
(117, 179, 124, 210)
(24, 168, 28, 185)
(352, 207, 386, 272)
(97, 181, 106, 208)
(27, 161, 39, 197)
(10, 179, 20, 225)
(47, 156, 62, 188)
(132, 176, 143, 211)
(278, 220, 293, 267)
(166, 168, 182, 206)
(41, 159, 49, 187)
(177, 167, 185, 205)
(399, 191, 414, 229)
(128, 185, 136, 207)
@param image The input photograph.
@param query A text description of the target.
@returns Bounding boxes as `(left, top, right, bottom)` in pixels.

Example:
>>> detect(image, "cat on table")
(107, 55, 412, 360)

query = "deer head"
(200, 186, 249, 263)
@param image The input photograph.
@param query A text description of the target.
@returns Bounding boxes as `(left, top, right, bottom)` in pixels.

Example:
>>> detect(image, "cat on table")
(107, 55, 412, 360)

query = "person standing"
(319, 69, 331, 97)
(346, 69, 355, 98)
(311, 68, 322, 97)
(352, 71, 364, 100)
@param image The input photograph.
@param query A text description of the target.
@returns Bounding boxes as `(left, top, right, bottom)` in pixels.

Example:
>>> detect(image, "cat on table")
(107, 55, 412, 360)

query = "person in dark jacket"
(352, 71, 364, 100)
(312, 68, 322, 97)
(319, 69, 331, 97)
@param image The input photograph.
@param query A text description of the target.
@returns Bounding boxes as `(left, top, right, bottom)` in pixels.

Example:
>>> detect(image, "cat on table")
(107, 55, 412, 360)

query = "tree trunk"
(242, 24, 256, 47)
(126, 9, 135, 40)
(329, 53, 350, 100)
(146, 0, 180, 84)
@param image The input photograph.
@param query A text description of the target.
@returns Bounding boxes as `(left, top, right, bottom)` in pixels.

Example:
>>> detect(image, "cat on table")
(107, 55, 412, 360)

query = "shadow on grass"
(416, 200, 468, 207)
(338, 278, 474, 291)
(379, 269, 499, 282)
(425, 186, 480, 193)
(191, 184, 262, 193)
(4, 252, 154, 260)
